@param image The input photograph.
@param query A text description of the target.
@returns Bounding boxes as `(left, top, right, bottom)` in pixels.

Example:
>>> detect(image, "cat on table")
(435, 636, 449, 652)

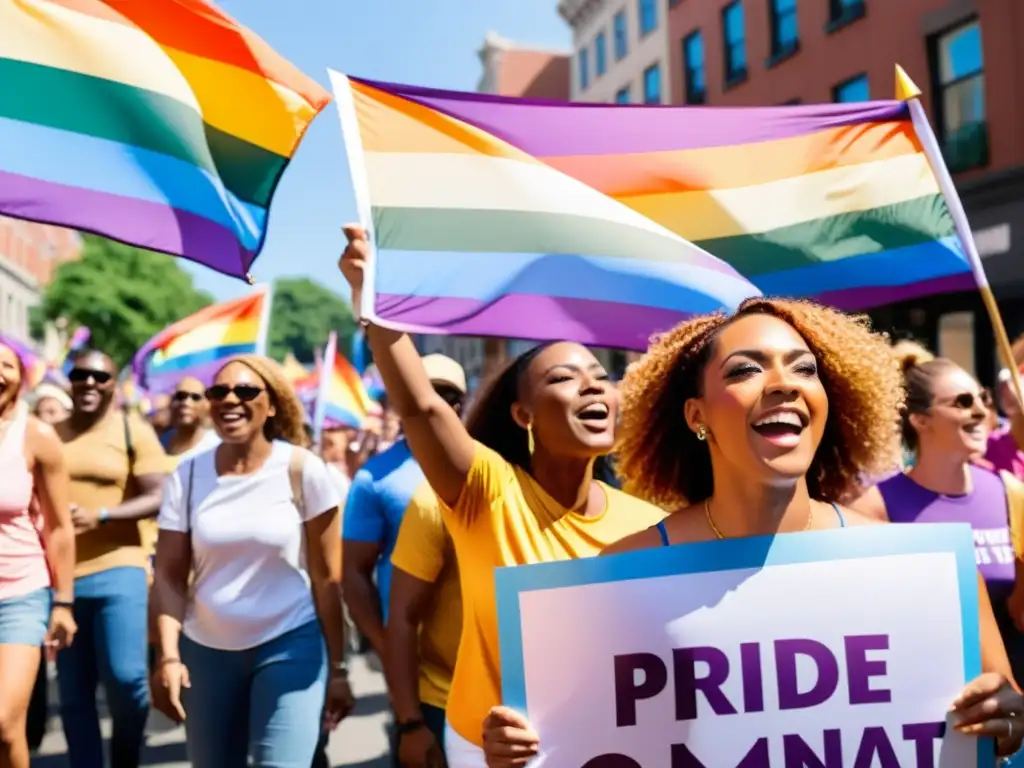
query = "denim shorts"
(0, 587, 51, 646)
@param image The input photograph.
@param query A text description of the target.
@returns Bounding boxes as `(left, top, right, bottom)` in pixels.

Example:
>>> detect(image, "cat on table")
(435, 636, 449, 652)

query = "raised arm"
(339, 225, 473, 506)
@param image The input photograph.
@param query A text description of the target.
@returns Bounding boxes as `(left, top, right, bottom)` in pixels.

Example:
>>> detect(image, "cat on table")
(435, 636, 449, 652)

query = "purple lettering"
(673, 646, 737, 721)
(614, 653, 667, 727)
(845, 635, 892, 705)
(740, 642, 765, 713)
(783, 730, 842, 768)
(903, 722, 945, 768)
(853, 726, 899, 768)
(776, 639, 840, 711)
(671, 739, 770, 767)
(582, 756, 643, 768)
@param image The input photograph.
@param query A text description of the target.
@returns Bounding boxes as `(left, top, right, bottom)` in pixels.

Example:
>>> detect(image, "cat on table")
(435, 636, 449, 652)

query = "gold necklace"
(704, 498, 813, 540)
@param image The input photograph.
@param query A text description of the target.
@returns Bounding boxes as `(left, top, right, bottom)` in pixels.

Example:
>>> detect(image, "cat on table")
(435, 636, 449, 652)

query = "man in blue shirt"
(341, 354, 467, 662)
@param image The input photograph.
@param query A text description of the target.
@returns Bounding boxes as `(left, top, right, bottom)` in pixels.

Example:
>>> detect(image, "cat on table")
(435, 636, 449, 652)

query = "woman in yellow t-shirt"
(338, 227, 666, 767)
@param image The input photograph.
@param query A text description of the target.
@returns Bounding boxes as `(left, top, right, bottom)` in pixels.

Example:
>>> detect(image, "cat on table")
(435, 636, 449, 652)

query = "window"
(639, 0, 657, 36)
(643, 63, 661, 104)
(832, 73, 869, 102)
(613, 10, 628, 60)
(829, 0, 864, 24)
(683, 31, 706, 104)
(722, 1, 747, 83)
(595, 31, 608, 76)
(578, 47, 590, 91)
(769, 0, 798, 56)
(934, 20, 987, 171)
(615, 86, 631, 103)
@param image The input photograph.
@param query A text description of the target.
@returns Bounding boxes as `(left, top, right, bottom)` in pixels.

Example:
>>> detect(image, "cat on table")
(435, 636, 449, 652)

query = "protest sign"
(496, 523, 989, 767)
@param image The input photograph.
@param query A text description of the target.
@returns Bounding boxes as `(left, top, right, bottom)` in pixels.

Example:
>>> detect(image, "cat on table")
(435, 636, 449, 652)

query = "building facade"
(415, 35, 572, 389)
(0, 217, 82, 348)
(560, 0, 670, 103)
(667, 0, 1024, 381)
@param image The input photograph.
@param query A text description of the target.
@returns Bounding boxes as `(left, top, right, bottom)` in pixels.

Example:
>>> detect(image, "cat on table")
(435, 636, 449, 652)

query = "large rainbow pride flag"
(133, 285, 272, 393)
(329, 71, 973, 349)
(1, 0, 330, 278)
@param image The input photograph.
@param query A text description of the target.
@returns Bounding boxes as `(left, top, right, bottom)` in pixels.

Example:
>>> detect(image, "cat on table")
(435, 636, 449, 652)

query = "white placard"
(496, 524, 988, 767)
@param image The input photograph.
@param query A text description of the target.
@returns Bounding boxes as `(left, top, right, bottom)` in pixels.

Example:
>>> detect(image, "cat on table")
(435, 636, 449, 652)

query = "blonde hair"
(616, 298, 904, 510)
(225, 355, 309, 446)
(890, 339, 934, 369)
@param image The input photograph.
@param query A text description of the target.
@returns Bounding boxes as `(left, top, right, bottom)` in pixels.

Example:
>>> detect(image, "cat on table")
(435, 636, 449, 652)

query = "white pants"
(445, 723, 487, 768)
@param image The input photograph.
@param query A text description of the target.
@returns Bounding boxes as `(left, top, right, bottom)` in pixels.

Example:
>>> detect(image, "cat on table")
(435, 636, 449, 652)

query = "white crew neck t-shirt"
(158, 440, 340, 651)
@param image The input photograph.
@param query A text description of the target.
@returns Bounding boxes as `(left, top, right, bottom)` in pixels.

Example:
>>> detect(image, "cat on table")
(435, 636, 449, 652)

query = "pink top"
(0, 402, 49, 601)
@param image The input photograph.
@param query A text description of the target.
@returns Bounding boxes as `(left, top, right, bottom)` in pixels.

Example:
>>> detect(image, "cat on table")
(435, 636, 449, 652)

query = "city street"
(31, 654, 392, 768)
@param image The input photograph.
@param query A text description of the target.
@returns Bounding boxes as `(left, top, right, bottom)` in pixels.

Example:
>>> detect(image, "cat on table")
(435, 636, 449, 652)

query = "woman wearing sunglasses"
(0, 341, 76, 768)
(151, 355, 353, 767)
(853, 352, 1024, 684)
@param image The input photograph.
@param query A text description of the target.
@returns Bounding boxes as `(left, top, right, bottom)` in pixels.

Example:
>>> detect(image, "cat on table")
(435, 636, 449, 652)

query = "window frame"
(721, 1, 748, 85)
(639, 0, 658, 37)
(929, 18, 988, 172)
(578, 46, 590, 91)
(683, 30, 707, 105)
(768, 0, 799, 58)
(831, 72, 870, 102)
(643, 63, 661, 104)
(595, 30, 608, 76)
(613, 9, 629, 60)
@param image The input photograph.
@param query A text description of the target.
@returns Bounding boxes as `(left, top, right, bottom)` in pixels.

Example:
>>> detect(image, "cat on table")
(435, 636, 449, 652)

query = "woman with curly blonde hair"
(482, 299, 1024, 765)
(151, 356, 354, 767)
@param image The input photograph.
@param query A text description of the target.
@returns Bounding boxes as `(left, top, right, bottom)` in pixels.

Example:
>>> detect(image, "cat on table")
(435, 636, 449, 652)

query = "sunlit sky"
(193, 0, 571, 302)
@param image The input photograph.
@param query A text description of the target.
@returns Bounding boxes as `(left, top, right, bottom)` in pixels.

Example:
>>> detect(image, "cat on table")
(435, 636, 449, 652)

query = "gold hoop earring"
(696, 424, 708, 442)
(527, 423, 535, 455)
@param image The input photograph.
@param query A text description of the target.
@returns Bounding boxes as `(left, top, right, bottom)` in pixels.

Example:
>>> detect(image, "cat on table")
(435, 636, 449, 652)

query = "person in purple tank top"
(853, 354, 1024, 686)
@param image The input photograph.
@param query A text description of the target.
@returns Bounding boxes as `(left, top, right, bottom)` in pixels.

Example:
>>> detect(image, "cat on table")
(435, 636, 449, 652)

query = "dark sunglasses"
(68, 368, 112, 385)
(945, 392, 989, 410)
(205, 384, 264, 403)
(172, 391, 204, 403)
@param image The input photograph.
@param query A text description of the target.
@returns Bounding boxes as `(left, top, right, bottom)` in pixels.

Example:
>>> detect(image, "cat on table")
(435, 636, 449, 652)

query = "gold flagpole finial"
(895, 64, 922, 101)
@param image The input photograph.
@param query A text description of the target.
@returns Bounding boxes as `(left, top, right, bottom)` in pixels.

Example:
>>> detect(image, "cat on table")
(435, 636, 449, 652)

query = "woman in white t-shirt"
(151, 356, 354, 767)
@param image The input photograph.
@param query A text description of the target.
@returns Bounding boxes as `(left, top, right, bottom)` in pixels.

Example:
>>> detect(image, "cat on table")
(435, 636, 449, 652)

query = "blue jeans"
(56, 566, 150, 768)
(181, 619, 327, 768)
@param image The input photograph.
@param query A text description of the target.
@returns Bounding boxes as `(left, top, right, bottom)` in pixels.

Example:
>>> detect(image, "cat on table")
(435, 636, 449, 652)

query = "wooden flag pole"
(895, 64, 1024, 406)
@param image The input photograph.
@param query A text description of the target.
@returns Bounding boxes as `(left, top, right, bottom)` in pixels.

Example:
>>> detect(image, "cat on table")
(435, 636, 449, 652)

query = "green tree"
(32, 235, 213, 368)
(267, 277, 356, 363)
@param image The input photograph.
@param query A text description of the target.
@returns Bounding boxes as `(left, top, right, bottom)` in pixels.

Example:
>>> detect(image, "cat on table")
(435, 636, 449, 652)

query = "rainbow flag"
(133, 284, 272, 393)
(329, 72, 972, 348)
(312, 331, 373, 436)
(1, 1, 330, 278)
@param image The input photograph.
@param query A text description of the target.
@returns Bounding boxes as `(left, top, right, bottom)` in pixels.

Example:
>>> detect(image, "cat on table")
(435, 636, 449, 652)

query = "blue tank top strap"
(832, 502, 846, 528)
(655, 520, 670, 547)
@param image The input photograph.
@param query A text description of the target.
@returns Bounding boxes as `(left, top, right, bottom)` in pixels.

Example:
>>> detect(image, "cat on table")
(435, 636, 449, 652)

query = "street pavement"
(31, 653, 392, 767)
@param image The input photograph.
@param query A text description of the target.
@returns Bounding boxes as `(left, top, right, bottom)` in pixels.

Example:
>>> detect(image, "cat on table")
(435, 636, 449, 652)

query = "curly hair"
(616, 297, 904, 511)
(221, 355, 309, 446)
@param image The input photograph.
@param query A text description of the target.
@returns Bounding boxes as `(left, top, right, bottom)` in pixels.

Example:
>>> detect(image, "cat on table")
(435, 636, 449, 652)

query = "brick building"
(0, 217, 81, 347)
(667, 0, 1024, 380)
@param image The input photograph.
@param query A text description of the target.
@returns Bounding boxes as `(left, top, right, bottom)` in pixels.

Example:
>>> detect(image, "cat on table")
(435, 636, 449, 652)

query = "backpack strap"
(185, 458, 196, 535)
(1000, 470, 1024, 560)
(288, 446, 309, 518)
(122, 408, 136, 470)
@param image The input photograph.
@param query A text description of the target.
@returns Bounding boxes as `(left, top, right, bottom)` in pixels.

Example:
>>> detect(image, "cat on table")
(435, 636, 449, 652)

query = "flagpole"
(895, 65, 1024, 405)
(254, 283, 274, 357)
(312, 331, 337, 447)
(328, 70, 380, 325)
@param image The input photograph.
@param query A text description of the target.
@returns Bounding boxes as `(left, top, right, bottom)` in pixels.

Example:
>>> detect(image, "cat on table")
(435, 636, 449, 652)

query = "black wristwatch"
(396, 719, 425, 737)
(52, 600, 74, 610)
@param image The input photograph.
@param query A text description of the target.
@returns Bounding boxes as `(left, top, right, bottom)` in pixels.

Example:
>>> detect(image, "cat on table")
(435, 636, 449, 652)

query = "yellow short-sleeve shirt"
(442, 442, 666, 746)
(58, 410, 170, 578)
(390, 482, 461, 710)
